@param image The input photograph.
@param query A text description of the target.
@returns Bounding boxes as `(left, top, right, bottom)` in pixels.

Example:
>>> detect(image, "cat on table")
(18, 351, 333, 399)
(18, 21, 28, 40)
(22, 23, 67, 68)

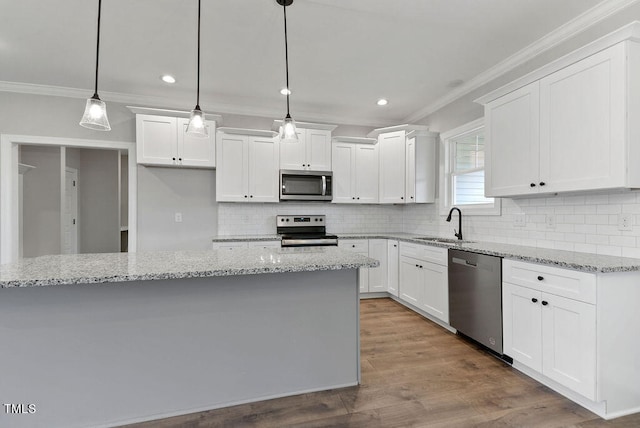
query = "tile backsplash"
(218, 189, 640, 257)
(218, 203, 405, 236)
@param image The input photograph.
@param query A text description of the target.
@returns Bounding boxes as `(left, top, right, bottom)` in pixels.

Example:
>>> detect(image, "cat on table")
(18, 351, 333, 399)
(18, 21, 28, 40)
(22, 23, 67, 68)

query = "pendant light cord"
(196, 0, 201, 108)
(283, 1, 291, 116)
(93, 0, 102, 98)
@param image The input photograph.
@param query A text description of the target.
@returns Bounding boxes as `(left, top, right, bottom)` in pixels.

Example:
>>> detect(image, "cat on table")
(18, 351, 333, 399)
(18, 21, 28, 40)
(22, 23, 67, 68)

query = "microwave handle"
(322, 175, 327, 196)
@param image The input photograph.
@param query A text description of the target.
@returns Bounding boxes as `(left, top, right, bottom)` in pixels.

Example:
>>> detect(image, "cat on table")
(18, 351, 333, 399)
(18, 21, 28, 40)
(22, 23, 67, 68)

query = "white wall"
(20, 145, 61, 257)
(137, 166, 218, 251)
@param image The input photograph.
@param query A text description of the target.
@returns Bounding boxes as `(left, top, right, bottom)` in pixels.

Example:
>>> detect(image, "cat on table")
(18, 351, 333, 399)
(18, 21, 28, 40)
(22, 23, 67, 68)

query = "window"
(440, 119, 500, 216)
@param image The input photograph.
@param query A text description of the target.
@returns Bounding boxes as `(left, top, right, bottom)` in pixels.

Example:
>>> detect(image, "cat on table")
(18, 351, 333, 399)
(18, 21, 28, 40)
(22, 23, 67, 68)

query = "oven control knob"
(286, 219, 290, 222)
(319, 218, 323, 222)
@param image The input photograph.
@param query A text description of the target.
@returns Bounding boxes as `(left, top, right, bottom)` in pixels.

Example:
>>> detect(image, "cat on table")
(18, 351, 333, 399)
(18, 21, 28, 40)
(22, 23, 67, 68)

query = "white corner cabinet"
(216, 128, 280, 203)
(398, 242, 449, 324)
(273, 121, 337, 171)
(368, 125, 437, 204)
(331, 138, 379, 204)
(502, 258, 640, 419)
(480, 30, 640, 197)
(135, 112, 220, 168)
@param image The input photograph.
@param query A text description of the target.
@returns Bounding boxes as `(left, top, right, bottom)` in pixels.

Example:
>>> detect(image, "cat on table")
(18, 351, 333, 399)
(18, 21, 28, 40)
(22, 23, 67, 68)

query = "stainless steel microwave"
(280, 170, 333, 201)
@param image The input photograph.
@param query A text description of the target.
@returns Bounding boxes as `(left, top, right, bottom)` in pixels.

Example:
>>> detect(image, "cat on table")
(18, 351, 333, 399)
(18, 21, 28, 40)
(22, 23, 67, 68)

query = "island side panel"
(0, 269, 359, 428)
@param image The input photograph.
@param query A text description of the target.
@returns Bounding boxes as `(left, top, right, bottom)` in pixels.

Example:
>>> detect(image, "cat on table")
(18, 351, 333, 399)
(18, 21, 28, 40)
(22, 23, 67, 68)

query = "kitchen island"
(0, 247, 377, 428)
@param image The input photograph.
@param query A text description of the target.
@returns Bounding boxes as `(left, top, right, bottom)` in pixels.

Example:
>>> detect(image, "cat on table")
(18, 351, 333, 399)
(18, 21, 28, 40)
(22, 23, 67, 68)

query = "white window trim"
(439, 118, 501, 216)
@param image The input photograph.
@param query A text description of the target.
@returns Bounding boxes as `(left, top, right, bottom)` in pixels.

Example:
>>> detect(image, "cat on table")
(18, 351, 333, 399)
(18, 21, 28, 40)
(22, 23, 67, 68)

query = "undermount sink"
(413, 237, 474, 244)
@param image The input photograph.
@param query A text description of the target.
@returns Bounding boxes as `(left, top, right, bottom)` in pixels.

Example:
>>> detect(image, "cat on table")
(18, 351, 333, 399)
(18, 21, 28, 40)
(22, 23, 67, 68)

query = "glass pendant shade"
(80, 95, 111, 131)
(279, 114, 298, 143)
(186, 106, 208, 137)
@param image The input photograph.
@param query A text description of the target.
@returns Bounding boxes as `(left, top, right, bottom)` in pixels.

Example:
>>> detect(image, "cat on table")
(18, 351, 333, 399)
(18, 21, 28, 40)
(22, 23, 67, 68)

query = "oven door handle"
(322, 175, 327, 196)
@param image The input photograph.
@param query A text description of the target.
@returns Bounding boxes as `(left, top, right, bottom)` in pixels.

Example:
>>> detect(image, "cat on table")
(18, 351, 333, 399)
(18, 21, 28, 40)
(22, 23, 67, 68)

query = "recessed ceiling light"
(161, 75, 176, 84)
(280, 88, 291, 95)
(377, 99, 388, 106)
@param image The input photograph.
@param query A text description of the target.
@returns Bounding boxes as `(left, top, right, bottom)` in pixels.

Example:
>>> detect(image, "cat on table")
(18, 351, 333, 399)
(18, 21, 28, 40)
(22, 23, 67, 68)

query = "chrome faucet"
(446, 207, 463, 240)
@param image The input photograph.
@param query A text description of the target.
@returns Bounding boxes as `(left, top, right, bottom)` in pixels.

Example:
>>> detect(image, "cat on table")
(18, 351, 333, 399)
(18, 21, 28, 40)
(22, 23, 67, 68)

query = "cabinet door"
(136, 115, 178, 166)
(339, 240, 369, 292)
(387, 240, 399, 297)
(485, 82, 540, 197)
(378, 131, 406, 203)
(541, 292, 596, 400)
(420, 262, 449, 323)
(306, 129, 332, 171)
(216, 134, 248, 202)
(502, 283, 543, 372)
(355, 144, 379, 203)
(331, 143, 356, 203)
(399, 256, 422, 306)
(368, 239, 388, 292)
(248, 137, 280, 202)
(177, 118, 216, 168)
(539, 44, 626, 193)
(279, 129, 306, 170)
(405, 137, 416, 203)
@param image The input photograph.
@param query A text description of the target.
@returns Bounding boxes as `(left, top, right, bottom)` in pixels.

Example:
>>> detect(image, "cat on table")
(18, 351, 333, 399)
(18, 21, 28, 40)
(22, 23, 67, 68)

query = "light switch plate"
(514, 213, 526, 227)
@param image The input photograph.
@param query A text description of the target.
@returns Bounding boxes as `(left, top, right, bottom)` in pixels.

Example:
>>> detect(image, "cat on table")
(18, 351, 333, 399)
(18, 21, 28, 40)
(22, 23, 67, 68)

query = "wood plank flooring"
(121, 298, 640, 427)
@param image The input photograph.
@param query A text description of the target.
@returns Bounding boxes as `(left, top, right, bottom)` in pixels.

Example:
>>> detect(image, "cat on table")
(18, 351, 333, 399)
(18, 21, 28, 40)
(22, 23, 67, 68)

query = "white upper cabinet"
(485, 83, 540, 197)
(479, 36, 640, 197)
(135, 113, 218, 168)
(366, 126, 436, 204)
(216, 128, 279, 202)
(378, 130, 406, 204)
(331, 139, 378, 204)
(275, 121, 336, 171)
(405, 130, 437, 203)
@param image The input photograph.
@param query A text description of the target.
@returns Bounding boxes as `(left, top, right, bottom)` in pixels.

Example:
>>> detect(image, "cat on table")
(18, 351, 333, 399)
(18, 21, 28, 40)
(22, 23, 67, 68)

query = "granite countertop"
(212, 232, 640, 273)
(212, 234, 281, 242)
(0, 247, 379, 289)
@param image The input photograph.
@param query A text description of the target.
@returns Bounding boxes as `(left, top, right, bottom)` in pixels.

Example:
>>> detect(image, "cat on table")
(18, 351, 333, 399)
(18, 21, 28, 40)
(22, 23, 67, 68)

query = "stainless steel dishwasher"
(448, 249, 503, 355)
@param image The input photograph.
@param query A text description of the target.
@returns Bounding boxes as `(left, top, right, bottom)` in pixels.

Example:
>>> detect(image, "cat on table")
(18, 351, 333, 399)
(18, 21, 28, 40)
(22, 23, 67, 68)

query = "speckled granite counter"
(0, 246, 378, 288)
(212, 233, 640, 273)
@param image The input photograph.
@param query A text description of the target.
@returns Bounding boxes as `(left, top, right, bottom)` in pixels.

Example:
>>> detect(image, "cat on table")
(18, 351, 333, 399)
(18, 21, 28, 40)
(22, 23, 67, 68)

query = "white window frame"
(439, 118, 501, 216)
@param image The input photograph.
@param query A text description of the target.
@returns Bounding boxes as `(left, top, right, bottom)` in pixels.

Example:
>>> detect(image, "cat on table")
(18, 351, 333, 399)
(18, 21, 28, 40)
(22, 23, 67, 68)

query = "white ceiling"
(0, 0, 614, 126)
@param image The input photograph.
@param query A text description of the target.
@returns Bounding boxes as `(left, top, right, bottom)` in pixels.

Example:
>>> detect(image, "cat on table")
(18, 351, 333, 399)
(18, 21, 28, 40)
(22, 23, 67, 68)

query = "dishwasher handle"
(452, 257, 477, 267)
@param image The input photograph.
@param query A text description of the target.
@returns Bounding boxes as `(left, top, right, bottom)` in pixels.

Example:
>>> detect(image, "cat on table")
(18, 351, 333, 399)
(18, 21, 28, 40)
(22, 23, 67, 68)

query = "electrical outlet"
(514, 213, 526, 227)
(545, 214, 556, 229)
(174, 212, 183, 223)
(618, 213, 632, 231)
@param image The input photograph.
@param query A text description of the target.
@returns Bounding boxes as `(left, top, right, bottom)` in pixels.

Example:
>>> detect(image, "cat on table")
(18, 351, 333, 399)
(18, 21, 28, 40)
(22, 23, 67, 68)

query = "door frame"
(62, 166, 79, 254)
(1, 134, 137, 264)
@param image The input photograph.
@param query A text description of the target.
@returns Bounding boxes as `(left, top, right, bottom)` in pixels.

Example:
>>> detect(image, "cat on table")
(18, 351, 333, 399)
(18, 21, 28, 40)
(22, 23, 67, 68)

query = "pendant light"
(185, 0, 208, 137)
(277, 0, 298, 143)
(80, 0, 111, 131)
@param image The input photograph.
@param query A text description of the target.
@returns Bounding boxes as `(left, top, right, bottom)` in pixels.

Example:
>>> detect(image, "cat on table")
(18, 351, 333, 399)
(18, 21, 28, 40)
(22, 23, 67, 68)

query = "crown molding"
(217, 127, 277, 138)
(271, 120, 338, 132)
(331, 136, 377, 145)
(366, 124, 430, 138)
(403, 0, 640, 123)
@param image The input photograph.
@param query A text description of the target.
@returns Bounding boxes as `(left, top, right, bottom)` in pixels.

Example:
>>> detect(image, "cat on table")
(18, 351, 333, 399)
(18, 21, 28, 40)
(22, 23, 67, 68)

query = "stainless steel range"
(277, 215, 338, 247)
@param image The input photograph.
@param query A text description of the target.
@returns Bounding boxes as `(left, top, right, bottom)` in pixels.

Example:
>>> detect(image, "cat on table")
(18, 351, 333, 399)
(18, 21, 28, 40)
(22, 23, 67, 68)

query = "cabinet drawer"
(503, 259, 596, 304)
(399, 242, 447, 266)
(339, 239, 369, 254)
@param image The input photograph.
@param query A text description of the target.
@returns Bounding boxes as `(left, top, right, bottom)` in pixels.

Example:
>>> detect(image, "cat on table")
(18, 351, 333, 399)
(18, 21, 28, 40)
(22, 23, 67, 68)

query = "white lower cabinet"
(338, 239, 370, 293)
(368, 239, 388, 292)
(503, 260, 597, 401)
(398, 242, 448, 323)
(387, 240, 399, 297)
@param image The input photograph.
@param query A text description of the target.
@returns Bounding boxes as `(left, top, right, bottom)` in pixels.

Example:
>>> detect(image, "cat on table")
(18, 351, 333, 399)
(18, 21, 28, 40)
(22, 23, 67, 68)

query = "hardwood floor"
(121, 298, 640, 427)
